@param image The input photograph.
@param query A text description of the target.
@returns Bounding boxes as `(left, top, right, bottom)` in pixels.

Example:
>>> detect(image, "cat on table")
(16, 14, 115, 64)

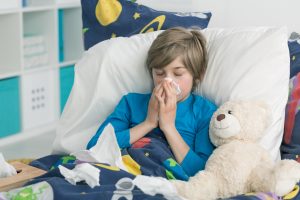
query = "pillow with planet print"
(81, 0, 212, 50)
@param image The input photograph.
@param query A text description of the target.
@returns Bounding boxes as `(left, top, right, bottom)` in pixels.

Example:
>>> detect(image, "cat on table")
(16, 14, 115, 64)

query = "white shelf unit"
(0, 0, 84, 159)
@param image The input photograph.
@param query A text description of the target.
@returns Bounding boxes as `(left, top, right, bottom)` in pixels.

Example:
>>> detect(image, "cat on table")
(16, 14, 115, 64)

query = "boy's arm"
(162, 126, 190, 164)
(129, 121, 156, 144)
(180, 125, 215, 176)
(87, 94, 157, 149)
(180, 101, 216, 176)
(87, 95, 133, 149)
(162, 126, 213, 177)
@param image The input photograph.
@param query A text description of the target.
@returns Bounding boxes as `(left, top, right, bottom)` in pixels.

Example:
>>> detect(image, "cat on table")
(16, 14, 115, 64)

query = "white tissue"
(132, 175, 183, 200)
(59, 163, 100, 188)
(71, 124, 127, 172)
(164, 77, 181, 95)
(0, 153, 17, 178)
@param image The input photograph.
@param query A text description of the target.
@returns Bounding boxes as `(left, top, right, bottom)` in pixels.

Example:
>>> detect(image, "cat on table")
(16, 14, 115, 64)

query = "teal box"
(0, 77, 21, 138)
(60, 66, 75, 113)
(58, 9, 64, 63)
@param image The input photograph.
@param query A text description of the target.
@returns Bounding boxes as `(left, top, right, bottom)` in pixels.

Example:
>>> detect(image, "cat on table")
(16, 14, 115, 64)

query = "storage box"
(60, 65, 74, 112)
(0, 77, 21, 138)
(23, 35, 49, 69)
(0, 162, 46, 192)
(21, 69, 59, 130)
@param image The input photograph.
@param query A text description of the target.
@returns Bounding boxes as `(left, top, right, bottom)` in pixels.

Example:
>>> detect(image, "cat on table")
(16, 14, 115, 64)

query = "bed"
(1, 0, 300, 199)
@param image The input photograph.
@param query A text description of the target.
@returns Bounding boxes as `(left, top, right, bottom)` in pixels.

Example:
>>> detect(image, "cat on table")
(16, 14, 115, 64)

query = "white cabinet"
(0, 0, 20, 10)
(0, 0, 84, 152)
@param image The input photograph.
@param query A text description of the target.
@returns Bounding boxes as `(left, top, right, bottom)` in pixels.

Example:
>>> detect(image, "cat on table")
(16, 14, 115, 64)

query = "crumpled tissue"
(71, 123, 127, 171)
(0, 153, 17, 178)
(132, 175, 184, 200)
(59, 163, 100, 188)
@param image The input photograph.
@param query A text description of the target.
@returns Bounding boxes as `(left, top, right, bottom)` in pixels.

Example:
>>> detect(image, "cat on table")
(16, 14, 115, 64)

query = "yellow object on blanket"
(122, 155, 141, 176)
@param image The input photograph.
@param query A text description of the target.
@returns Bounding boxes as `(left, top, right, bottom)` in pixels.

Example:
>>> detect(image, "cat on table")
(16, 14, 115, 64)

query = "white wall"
(138, 0, 300, 33)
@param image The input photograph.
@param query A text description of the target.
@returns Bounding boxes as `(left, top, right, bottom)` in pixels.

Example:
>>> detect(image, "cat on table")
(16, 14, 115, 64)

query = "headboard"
(138, 0, 300, 33)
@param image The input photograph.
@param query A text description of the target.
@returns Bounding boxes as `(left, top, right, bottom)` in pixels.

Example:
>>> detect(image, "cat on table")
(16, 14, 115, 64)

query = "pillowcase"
(288, 32, 300, 78)
(53, 27, 290, 162)
(81, 0, 211, 50)
(281, 32, 300, 161)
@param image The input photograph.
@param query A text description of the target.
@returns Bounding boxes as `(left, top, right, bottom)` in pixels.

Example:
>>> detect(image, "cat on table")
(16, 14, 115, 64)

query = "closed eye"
(156, 73, 164, 76)
(174, 73, 183, 76)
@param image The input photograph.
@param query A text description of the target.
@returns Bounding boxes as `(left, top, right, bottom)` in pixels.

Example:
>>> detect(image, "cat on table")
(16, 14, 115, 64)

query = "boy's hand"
(145, 84, 161, 129)
(156, 81, 177, 132)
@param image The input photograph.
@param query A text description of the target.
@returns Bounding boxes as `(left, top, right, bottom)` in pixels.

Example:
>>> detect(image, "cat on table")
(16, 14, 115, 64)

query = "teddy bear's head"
(209, 101, 270, 147)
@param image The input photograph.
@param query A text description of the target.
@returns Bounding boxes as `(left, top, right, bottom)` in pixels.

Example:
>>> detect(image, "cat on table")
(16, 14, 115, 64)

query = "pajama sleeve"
(87, 95, 132, 149)
(180, 125, 215, 176)
(180, 103, 217, 177)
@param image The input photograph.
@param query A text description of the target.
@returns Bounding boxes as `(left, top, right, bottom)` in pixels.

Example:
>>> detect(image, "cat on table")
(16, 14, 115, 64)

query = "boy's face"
(152, 56, 194, 102)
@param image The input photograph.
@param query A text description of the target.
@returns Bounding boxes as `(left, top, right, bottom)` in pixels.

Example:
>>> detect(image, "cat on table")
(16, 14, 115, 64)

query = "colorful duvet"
(1, 133, 300, 200)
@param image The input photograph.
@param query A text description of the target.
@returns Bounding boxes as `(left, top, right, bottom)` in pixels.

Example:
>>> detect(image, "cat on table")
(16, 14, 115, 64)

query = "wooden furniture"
(0, 161, 46, 192)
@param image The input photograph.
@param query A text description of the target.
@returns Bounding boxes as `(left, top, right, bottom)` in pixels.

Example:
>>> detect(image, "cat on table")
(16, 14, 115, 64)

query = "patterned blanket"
(1, 131, 300, 200)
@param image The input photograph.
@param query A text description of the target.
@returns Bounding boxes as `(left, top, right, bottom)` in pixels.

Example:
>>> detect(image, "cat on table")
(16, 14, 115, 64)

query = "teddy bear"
(133, 100, 300, 200)
(171, 100, 300, 200)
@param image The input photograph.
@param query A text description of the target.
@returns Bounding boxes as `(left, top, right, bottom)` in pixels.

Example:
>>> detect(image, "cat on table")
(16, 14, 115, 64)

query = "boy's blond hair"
(146, 27, 208, 89)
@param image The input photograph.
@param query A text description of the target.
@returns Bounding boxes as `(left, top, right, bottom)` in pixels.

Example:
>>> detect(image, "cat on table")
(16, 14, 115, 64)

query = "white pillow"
(53, 27, 290, 161)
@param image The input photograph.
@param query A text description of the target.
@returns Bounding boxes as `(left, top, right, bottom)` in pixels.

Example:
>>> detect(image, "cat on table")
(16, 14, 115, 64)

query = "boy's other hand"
(156, 81, 177, 132)
(145, 84, 161, 129)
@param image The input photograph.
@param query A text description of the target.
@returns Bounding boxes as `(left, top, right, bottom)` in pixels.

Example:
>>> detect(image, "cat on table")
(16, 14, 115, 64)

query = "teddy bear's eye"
(228, 110, 232, 114)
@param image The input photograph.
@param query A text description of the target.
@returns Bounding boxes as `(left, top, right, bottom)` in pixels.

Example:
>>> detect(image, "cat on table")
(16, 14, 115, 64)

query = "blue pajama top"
(87, 93, 217, 176)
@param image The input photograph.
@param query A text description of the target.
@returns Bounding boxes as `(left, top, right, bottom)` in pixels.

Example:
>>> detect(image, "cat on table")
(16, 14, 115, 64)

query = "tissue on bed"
(71, 124, 127, 171)
(133, 175, 183, 200)
(0, 153, 17, 178)
(59, 163, 100, 188)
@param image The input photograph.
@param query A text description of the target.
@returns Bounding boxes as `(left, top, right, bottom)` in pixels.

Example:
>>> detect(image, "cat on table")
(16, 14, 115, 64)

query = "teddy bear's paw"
(174, 172, 218, 200)
(274, 159, 300, 196)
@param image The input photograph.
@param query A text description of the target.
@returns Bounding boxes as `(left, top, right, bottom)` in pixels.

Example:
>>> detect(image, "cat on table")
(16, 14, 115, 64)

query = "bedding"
(82, 0, 212, 50)
(53, 27, 290, 162)
(0, 28, 297, 200)
(281, 32, 300, 161)
(1, 154, 300, 200)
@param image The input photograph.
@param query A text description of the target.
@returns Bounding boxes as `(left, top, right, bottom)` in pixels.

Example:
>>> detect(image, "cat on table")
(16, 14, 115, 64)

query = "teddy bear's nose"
(217, 114, 225, 121)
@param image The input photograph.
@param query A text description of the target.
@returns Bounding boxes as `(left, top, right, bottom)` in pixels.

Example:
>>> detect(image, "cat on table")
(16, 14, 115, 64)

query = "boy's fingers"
(154, 83, 162, 92)
(156, 86, 164, 98)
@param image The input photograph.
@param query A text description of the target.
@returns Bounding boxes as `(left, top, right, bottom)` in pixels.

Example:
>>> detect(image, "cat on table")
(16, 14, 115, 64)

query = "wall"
(139, 0, 300, 33)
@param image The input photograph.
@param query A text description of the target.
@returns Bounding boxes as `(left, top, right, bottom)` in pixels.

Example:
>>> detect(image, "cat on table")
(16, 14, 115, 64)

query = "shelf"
(58, 7, 84, 63)
(22, 0, 55, 8)
(0, 121, 57, 147)
(0, 71, 21, 80)
(0, 8, 20, 15)
(0, 0, 20, 11)
(23, 65, 54, 74)
(59, 59, 77, 67)
(56, 0, 80, 7)
(0, 13, 22, 75)
(22, 5, 55, 13)
(23, 9, 58, 69)
(0, 0, 83, 158)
